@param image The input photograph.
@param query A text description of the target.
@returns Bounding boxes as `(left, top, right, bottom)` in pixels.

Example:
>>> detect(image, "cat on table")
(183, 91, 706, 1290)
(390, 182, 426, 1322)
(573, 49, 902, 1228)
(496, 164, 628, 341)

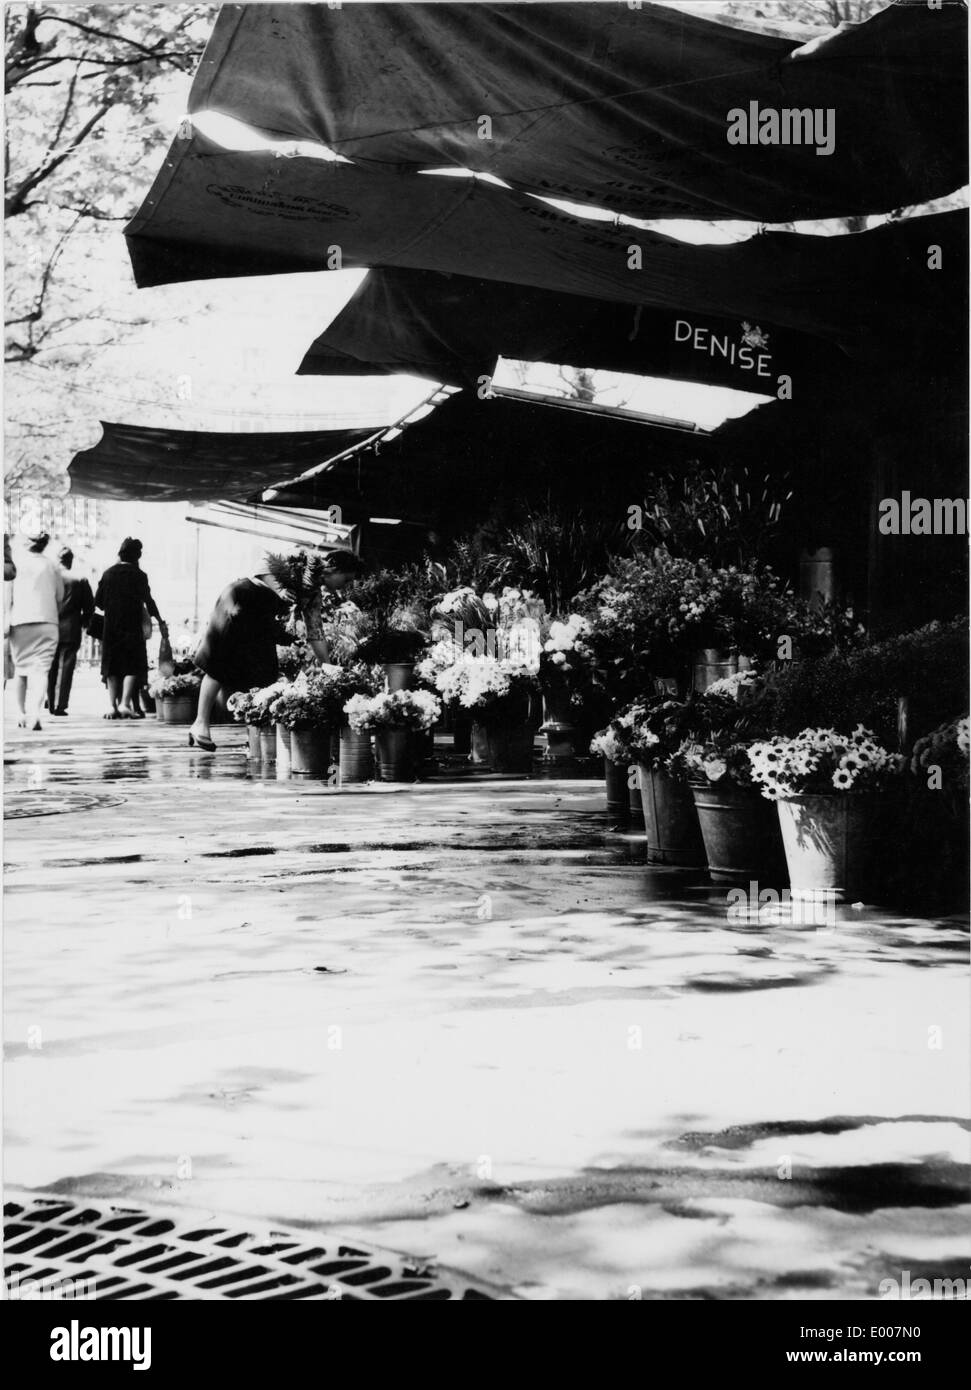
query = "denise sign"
(674, 320, 774, 379)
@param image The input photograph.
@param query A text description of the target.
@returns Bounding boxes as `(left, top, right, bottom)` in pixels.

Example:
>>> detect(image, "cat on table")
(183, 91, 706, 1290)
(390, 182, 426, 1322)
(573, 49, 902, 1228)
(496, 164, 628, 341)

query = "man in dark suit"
(47, 547, 94, 715)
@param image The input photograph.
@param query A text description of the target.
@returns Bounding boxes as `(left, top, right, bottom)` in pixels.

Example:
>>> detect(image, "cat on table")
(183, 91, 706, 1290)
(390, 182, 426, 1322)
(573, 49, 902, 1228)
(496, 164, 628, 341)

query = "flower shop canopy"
(294, 265, 851, 392)
(262, 356, 967, 532)
(124, 120, 966, 366)
(175, 0, 966, 224)
(67, 421, 379, 502)
(258, 386, 748, 526)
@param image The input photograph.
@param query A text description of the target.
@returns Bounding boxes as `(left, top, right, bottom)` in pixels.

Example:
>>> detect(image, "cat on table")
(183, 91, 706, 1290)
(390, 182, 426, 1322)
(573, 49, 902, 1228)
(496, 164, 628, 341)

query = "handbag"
(157, 631, 175, 678)
(88, 611, 104, 641)
(141, 605, 153, 641)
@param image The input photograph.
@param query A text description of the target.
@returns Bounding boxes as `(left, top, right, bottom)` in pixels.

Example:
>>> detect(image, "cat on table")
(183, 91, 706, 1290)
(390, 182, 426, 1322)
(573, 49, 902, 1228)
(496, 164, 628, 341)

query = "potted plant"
(589, 720, 634, 821)
(623, 696, 706, 867)
(245, 680, 289, 764)
(418, 586, 544, 772)
(339, 569, 431, 690)
(540, 612, 592, 764)
(575, 548, 834, 700)
(897, 714, 971, 911)
(343, 689, 441, 782)
(333, 662, 383, 783)
(227, 688, 263, 760)
(429, 654, 538, 773)
(272, 666, 376, 777)
(269, 673, 329, 777)
(148, 668, 201, 725)
(747, 726, 904, 902)
(681, 671, 787, 885)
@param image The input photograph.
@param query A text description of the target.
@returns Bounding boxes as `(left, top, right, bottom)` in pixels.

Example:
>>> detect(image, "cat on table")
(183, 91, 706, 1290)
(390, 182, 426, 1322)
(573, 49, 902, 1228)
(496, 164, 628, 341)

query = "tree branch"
(5, 97, 111, 215)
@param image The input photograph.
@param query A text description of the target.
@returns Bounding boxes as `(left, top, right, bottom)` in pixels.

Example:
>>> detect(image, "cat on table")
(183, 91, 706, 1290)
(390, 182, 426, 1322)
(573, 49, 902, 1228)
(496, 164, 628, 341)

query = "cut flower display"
(227, 679, 288, 728)
(343, 689, 442, 732)
(747, 726, 904, 800)
(270, 665, 379, 731)
(605, 696, 699, 776)
(148, 669, 201, 699)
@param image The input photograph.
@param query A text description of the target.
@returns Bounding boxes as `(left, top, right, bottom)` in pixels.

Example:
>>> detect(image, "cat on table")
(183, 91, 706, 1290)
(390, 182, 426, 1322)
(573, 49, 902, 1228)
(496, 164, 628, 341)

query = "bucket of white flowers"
(148, 669, 201, 725)
(589, 720, 634, 819)
(343, 689, 441, 783)
(540, 614, 591, 764)
(624, 697, 706, 867)
(746, 727, 904, 901)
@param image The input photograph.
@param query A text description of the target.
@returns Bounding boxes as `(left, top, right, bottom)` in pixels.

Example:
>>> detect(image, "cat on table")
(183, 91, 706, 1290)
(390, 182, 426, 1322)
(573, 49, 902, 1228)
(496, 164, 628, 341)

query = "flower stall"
(210, 541, 965, 912)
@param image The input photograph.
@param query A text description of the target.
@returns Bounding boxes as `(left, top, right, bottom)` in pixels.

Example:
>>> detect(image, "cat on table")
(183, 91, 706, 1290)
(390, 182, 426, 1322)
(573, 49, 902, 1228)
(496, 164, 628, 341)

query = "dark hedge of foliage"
(763, 619, 968, 745)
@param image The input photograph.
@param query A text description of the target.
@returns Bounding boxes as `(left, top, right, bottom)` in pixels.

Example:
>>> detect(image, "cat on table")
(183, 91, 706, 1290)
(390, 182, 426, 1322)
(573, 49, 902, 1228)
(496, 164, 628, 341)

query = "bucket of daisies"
(746, 726, 904, 902)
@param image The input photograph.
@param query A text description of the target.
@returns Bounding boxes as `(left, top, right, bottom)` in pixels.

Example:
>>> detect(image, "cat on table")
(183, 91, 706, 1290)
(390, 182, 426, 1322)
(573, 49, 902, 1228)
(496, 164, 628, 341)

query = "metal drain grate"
(4, 1193, 504, 1300)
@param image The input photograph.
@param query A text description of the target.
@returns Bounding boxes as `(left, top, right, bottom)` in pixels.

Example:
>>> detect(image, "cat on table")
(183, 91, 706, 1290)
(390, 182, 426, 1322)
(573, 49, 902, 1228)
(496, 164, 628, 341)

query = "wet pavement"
(4, 673, 969, 1300)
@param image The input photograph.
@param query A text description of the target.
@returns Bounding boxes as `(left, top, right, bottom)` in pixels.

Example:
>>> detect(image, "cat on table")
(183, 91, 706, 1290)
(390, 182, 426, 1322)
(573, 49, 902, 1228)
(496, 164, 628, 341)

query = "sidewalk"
(3, 670, 969, 1299)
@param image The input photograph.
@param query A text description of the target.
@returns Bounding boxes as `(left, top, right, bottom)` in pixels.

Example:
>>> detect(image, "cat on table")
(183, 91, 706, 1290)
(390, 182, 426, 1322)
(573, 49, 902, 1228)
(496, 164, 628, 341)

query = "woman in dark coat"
(189, 548, 364, 752)
(94, 537, 165, 718)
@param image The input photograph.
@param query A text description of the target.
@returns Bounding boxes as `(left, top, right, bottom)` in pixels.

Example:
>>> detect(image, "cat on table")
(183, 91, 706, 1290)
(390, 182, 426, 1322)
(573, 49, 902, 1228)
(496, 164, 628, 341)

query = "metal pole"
(193, 525, 200, 632)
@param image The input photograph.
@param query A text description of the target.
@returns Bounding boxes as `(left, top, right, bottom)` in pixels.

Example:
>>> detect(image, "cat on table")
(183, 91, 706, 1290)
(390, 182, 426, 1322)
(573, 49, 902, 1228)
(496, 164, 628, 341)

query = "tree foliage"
(4, 5, 215, 493)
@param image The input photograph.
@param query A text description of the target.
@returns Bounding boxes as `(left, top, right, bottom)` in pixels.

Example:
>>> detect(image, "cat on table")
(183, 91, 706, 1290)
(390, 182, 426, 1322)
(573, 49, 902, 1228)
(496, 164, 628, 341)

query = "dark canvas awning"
(186, 1, 967, 223)
(262, 367, 967, 560)
(68, 422, 379, 502)
(125, 130, 966, 365)
(296, 266, 848, 390)
(264, 388, 718, 527)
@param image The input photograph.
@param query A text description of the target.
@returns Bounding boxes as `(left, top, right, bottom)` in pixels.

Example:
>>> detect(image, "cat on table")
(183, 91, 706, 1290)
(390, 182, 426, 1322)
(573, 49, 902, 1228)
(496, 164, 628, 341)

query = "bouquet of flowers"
(909, 714, 970, 816)
(589, 719, 635, 767)
(746, 726, 904, 800)
(148, 668, 202, 699)
(681, 668, 773, 787)
(788, 599, 866, 658)
(683, 738, 758, 787)
(229, 678, 289, 728)
(426, 585, 546, 669)
(574, 549, 814, 700)
(542, 613, 591, 673)
(428, 653, 538, 725)
(343, 689, 442, 732)
(609, 695, 699, 777)
(227, 688, 255, 724)
(277, 638, 315, 680)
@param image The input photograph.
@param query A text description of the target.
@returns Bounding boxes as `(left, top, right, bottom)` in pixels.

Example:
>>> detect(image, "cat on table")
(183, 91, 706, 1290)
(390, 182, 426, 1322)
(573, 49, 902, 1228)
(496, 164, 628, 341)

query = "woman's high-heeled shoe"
(188, 732, 216, 752)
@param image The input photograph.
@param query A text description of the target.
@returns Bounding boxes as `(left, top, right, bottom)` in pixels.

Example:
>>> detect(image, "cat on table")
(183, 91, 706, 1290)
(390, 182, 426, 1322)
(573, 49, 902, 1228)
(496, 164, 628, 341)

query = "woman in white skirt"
(7, 532, 64, 730)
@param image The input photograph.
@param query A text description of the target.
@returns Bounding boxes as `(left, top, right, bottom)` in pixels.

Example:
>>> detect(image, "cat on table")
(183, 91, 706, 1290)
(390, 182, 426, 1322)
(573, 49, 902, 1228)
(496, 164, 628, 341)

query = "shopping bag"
(157, 630, 175, 678)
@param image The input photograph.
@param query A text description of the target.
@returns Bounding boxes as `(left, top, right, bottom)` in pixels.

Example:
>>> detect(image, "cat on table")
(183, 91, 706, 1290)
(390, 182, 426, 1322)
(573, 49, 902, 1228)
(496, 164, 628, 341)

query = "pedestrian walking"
(3, 532, 16, 686)
(46, 547, 95, 716)
(93, 537, 167, 719)
(7, 532, 64, 730)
